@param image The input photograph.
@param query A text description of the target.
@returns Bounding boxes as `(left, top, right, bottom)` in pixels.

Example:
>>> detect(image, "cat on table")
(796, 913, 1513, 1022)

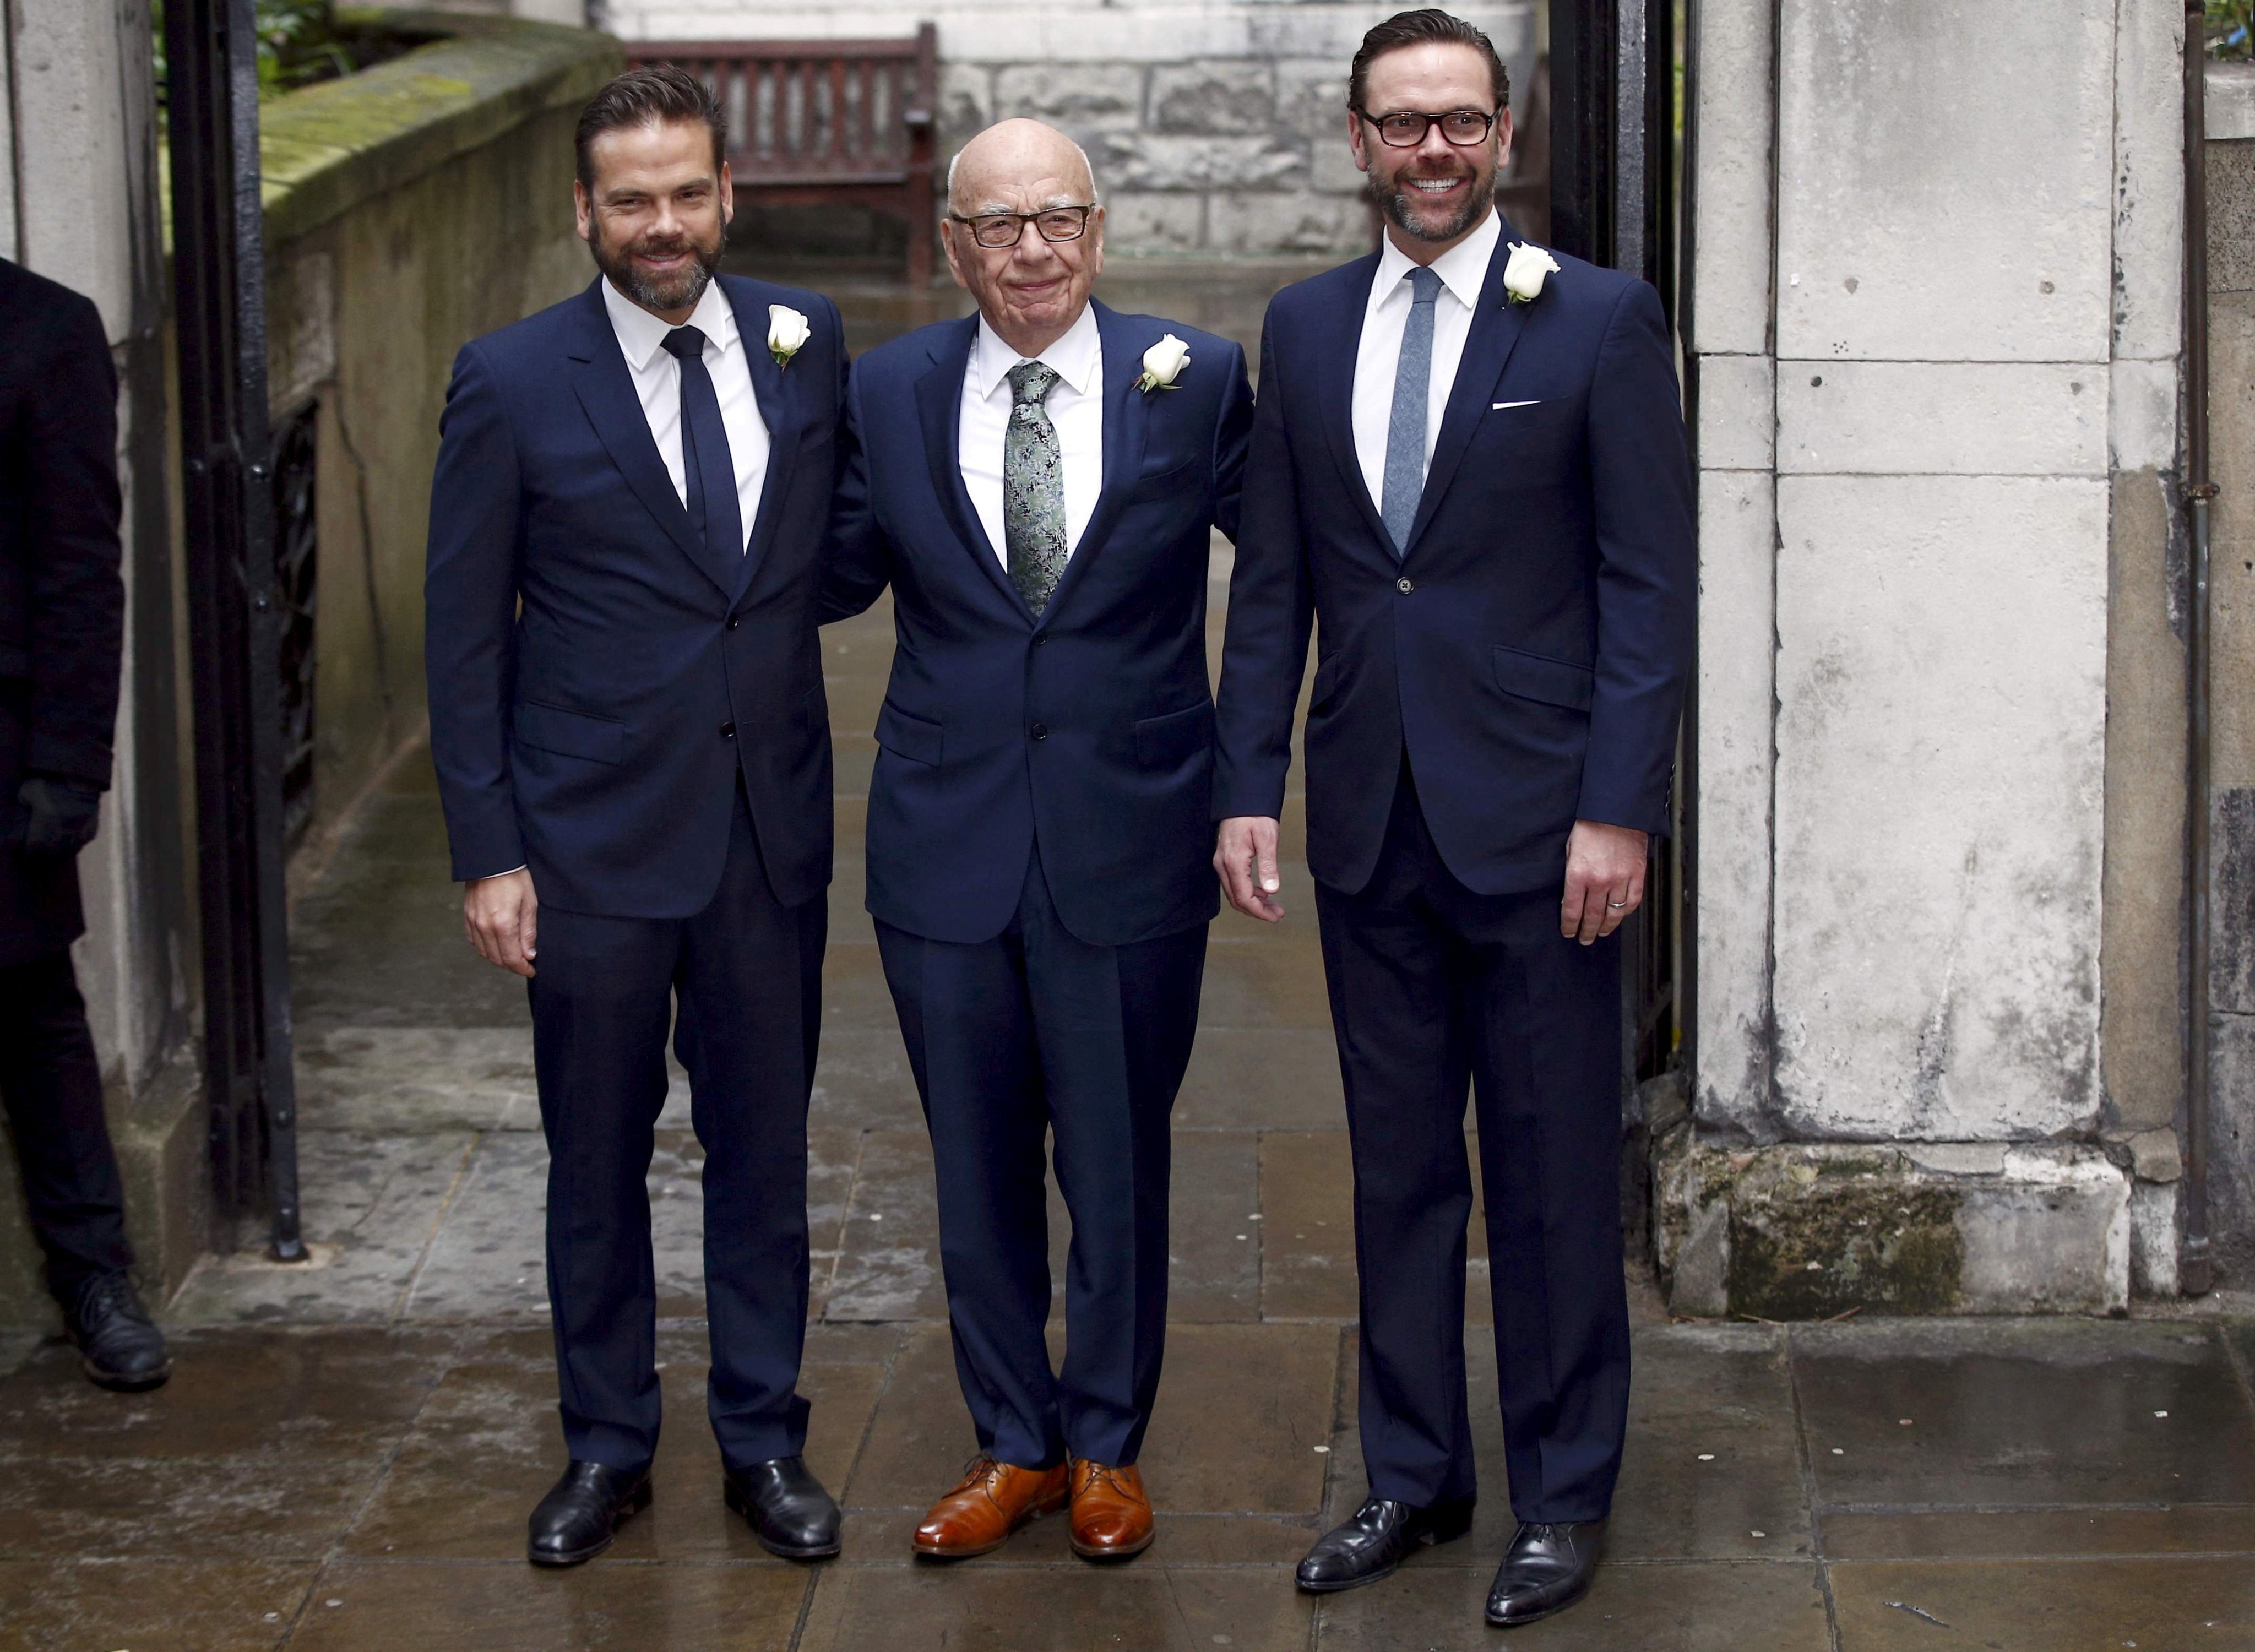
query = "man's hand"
(1215, 816, 1285, 923)
(1561, 820, 1649, 946)
(10, 775, 103, 857)
(464, 868, 539, 977)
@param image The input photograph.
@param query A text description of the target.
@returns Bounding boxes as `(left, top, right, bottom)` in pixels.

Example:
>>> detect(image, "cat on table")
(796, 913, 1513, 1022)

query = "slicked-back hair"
(574, 64, 726, 192)
(1349, 9, 1511, 113)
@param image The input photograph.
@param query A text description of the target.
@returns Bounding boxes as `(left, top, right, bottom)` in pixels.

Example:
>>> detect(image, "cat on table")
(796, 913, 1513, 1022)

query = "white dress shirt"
(959, 302, 1104, 566)
(1350, 208, 1503, 517)
(601, 275, 771, 548)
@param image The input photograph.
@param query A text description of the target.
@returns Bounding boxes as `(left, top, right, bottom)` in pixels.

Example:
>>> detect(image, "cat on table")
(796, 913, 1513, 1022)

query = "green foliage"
(150, 0, 361, 103)
(2211, 0, 2255, 59)
(253, 0, 356, 97)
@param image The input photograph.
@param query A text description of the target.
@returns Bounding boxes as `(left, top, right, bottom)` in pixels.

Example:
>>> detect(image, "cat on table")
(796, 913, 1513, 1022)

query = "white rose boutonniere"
(767, 304, 811, 367)
(1136, 333, 1191, 393)
(1503, 242, 1560, 306)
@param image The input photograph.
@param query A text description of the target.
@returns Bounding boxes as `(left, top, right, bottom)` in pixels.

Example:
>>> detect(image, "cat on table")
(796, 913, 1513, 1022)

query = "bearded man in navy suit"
(1211, 10, 1694, 1628)
(426, 67, 847, 1569)
(823, 118, 1251, 1564)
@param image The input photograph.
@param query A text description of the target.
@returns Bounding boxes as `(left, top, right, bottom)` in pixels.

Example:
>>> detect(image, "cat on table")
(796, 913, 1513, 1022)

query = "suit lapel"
(1315, 252, 1392, 552)
(565, 281, 733, 598)
(728, 276, 798, 600)
(1401, 230, 1530, 558)
(912, 317, 1032, 620)
(1037, 301, 1147, 628)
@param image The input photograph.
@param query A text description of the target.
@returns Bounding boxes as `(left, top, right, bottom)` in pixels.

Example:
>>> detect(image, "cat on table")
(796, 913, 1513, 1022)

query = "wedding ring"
(1607, 900, 1628, 909)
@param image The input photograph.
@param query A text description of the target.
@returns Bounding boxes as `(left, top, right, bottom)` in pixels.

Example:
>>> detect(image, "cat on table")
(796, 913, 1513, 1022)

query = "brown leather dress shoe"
(913, 1456, 1071, 1559)
(1068, 1459, 1155, 1560)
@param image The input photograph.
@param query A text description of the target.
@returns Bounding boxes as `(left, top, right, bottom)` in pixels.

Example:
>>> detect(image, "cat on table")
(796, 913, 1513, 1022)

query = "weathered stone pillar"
(1664, 0, 2187, 1316)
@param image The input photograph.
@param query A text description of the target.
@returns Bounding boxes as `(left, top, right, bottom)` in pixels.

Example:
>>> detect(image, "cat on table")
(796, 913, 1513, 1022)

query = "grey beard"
(591, 235, 723, 313)
(1377, 171, 1498, 245)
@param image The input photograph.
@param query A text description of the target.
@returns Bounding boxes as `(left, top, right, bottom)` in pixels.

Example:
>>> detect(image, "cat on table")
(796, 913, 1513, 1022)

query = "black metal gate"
(1548, 0, 1686, 1091)
(160, 0, 305, 1260)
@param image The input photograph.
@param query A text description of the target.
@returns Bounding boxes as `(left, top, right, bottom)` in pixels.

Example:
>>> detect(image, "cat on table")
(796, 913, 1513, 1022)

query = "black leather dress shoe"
(1486, 1520, 1605, 1626)
(526, 1461, 651, 1566)
(67, 1271, 171, 1393)
(1295, 1495, 1476, 1593)
(724, 1455, 841, 1559)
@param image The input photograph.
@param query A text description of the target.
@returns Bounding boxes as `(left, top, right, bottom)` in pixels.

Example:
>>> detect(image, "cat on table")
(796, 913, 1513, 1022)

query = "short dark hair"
(574, 64, 726, 191)
(1349, 9, 1511, 114)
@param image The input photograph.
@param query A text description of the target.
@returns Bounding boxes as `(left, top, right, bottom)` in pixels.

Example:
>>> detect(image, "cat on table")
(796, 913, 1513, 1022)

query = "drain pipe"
(2183, 0, 2218, 1298)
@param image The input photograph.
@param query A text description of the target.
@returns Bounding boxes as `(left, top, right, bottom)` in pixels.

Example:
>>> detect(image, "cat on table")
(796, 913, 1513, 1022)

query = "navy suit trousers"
(1315, 762, 1631, 1521)
(528, 783, 824, 1473)
(875, 852, 1205, 1470)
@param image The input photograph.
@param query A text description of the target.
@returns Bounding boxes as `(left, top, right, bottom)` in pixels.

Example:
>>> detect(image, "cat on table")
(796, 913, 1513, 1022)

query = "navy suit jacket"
(1213, 229, 1695, 896)
(822, 301, 1253, 948)
(425, 275, 845, 919)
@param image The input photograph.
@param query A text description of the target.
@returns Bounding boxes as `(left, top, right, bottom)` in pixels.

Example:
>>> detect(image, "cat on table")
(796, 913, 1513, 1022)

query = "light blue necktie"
(1379, 264, 1443, 557)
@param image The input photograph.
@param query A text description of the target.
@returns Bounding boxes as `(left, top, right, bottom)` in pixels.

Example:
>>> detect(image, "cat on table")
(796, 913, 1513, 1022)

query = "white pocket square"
(1491, 399, 1541, 410)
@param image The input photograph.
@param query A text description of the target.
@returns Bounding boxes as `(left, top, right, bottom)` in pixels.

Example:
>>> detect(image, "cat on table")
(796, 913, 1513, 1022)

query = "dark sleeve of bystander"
(17, 285, 126, 796)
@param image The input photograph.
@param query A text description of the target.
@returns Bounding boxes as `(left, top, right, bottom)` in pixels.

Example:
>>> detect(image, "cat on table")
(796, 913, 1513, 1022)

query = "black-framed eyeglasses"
(948, 205, 1098, 249)
(1354, 107, 1501, 148)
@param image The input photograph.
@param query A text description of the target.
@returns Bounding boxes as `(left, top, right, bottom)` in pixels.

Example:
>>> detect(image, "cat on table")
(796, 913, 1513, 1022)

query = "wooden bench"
(628, 25, 939, 285)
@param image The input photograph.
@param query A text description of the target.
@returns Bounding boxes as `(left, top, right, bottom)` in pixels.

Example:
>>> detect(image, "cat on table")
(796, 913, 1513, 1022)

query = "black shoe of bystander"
(67, 1270, 170, 1393)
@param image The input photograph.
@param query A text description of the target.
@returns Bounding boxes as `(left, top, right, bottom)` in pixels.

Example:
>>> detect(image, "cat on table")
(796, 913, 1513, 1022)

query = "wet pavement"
(8, 269, 2255, 1648)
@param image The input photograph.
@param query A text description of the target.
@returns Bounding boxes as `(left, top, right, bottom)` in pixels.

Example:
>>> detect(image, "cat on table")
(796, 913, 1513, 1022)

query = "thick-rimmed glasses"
(1355, 107, 1501, 148)
(948, 205, 1098, 249)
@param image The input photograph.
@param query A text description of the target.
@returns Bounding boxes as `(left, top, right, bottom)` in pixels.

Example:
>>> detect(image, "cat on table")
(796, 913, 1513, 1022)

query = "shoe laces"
(74, 1271, 147, 1330)
(1075, 1460, 1140, 1501)
(950, 1454, 1005, 1496)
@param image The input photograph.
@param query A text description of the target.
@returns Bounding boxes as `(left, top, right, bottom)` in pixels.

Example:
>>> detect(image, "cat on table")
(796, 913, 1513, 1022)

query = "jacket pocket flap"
(1129, 456, 1202, 498)
(1492, 646, 1595, 712)
(513, 700, 626, 764)
(1135, 699, 1214, 765)
(875, 702, 943, 765)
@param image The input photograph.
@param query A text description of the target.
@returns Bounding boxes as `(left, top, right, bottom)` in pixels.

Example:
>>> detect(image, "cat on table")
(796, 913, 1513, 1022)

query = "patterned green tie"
(1003, 360, 1068, 616)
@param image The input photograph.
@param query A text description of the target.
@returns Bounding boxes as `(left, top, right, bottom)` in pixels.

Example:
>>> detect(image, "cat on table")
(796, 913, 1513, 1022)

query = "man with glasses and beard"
(1211, 9, 1693, 1629)
(425, 66, 848, 1569)
(823, 118, 1251, 1564)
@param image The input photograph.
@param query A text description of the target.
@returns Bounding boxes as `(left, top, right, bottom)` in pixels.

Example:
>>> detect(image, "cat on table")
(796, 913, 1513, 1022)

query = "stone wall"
(1666, 0, 2185, 1315)
(592, 0, 1537, 257)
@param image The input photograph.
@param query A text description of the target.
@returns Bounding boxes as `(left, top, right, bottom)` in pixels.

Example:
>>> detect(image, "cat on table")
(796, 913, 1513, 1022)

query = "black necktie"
(659, 326, 743, 568)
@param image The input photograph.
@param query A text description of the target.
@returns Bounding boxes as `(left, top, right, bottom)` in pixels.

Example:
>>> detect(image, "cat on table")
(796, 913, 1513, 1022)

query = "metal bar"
(2183, 0, 2215, 1297)
(160, 0, 304, 1263)
(1548, 0, 1617, 267)
(1676, 0, 1700, 1105)
(1614, 0, 1648, 280)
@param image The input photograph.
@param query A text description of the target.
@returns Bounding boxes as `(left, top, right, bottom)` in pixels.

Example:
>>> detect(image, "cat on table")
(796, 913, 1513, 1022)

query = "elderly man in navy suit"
(426, 67, 847, 1569)
(823, 118, 1251, 1564)
(1212, 9, 1694, 1628)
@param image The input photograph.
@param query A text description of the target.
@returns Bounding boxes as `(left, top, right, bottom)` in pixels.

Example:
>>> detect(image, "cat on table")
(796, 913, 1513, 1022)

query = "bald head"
(940, 117, 1107, 359)
(947, 118, 1097, 215)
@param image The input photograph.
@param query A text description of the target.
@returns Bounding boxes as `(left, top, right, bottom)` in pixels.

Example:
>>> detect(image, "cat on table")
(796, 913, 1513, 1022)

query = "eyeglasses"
(948, 205, 1098, 249)
(1354, 107, 1501, 148)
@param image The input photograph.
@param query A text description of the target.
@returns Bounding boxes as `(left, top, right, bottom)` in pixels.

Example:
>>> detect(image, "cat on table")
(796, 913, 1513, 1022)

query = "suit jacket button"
(1030, 722, 1048, 741)
(726, 615, 741, 629)
(1397, 577, 1414, 594)
(720, 722, 736, 739)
